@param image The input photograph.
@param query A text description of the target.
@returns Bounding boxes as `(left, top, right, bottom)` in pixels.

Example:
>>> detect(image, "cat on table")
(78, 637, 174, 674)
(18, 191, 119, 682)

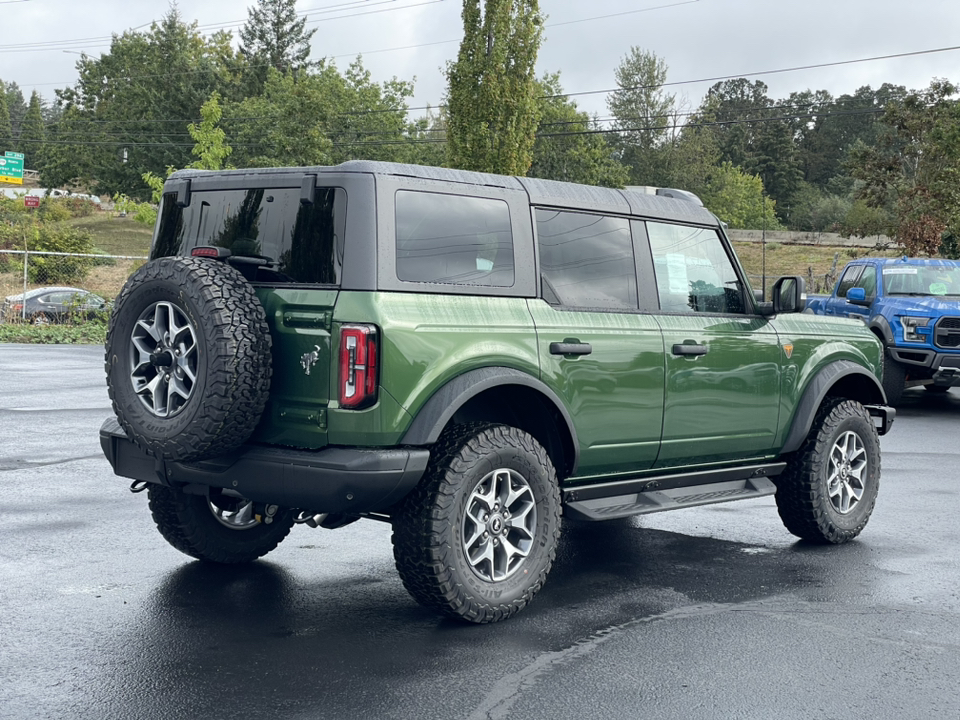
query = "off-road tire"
(105, 256, 271, 462)
(881, 348, 905, 406)
(147, 484, 294, 563)
(774, 397, 880, 544)
(391, 424, 562, 624)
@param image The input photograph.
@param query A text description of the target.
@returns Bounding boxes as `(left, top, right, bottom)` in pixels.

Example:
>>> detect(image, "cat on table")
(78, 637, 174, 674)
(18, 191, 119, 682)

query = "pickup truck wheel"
(774, 398, 880, 544)
(881, 349, 905, 406)
(105, 256, 272, 462)
(391, 424, 561, 623)
(147, 485, 294, 563)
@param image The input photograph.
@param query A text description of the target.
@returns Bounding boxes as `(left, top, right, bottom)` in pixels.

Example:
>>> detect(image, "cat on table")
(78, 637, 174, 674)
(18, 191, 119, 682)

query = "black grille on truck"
(934, 317, 960, 348)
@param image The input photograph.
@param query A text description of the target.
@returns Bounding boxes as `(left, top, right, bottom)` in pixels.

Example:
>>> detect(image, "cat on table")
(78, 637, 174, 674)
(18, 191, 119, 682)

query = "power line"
(13, 105, 891, 152)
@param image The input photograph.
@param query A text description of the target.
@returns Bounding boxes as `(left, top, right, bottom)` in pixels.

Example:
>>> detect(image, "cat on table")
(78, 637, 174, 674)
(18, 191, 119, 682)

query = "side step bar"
(563, 462, 784, 522)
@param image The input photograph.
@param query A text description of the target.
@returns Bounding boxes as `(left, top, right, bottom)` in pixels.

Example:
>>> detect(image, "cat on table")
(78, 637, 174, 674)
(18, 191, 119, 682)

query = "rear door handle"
(550, 342, 592, 356)
(672, 343, 708, 357)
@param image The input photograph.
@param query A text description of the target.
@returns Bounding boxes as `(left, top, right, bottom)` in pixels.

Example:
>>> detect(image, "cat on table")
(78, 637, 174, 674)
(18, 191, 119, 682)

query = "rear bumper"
(99, 417, 429, 514)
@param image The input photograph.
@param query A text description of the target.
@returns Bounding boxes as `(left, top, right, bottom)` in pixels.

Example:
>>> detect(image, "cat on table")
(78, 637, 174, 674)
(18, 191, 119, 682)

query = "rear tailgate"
(252, 287, 339, 449)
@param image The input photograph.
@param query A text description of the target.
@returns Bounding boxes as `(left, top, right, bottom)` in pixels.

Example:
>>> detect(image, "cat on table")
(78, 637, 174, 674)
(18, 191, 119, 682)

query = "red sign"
(24, 195, 39, 208)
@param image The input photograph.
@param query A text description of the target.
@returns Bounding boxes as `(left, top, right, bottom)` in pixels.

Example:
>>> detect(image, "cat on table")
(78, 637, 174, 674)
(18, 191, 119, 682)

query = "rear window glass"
(395, 190, 515, 287)
(152, 187, 346, 285)
(536, 209, 637, 309)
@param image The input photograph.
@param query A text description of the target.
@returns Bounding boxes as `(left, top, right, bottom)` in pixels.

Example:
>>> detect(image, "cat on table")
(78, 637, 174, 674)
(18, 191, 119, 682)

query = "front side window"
(855, 266, 878, 299)
(836, 265, 863, 298)
(152, 187, 346, 285)
(647, 222, 745, 314)
(395, 191, 515, 286)
(536, 209, 637, 309)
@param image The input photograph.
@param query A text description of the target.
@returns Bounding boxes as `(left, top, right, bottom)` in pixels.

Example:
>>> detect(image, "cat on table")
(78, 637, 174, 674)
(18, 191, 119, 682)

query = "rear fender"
(400, 367, 580, 476)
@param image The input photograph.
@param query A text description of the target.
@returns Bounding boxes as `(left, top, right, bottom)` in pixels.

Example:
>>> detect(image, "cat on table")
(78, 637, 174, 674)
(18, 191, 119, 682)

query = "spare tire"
(105, 256, 272, 462)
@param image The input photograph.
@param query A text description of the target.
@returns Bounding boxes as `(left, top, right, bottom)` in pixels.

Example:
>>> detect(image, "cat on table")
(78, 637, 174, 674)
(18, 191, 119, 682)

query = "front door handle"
(550, 342, 593, 356)
(672, 343, 708, 357)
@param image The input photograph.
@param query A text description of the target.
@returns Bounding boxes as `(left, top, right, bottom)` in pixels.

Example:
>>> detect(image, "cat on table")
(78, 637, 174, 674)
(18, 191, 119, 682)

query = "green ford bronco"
(101, 161, 895, 623)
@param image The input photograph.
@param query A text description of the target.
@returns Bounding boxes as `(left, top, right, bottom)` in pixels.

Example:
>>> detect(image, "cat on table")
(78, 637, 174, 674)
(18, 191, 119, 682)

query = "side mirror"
(772, 275, 805, 314)
(846, 287, 870, 306)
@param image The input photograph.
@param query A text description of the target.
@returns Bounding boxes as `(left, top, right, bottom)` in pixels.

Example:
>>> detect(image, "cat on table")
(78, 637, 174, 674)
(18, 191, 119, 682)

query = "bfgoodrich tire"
(147, 484, 294, 563)
(105, 256, 271, 462)
(774, 397, 881, 544)
(391, 424, 562, 623)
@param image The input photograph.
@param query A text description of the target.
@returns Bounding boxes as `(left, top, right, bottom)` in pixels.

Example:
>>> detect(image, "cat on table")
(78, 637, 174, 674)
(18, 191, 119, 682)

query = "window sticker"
(929, 282, 948, 296)
(882, 267, 918, 275)
(666, 253, 689, 294)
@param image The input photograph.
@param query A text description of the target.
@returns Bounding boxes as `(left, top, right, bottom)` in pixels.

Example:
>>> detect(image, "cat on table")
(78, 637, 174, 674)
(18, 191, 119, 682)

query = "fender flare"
(869, 315, 894, 346)
(400, 367, 580, 473)
(781, 360, 886, 455)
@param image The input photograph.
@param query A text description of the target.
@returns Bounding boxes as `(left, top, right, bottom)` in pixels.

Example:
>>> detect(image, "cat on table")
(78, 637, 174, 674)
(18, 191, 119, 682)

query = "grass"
(732, 241, 902, 294)
(0, 320, 107, 345)
(69, 213, 154, 256)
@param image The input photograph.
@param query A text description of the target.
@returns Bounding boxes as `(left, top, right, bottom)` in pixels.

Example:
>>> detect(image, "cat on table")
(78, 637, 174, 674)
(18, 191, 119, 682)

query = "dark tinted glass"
(536, 209, 637, 309)
(836, 265, 863, 297)
(152, 187, 345, 285)
(395, 191, 515, 286)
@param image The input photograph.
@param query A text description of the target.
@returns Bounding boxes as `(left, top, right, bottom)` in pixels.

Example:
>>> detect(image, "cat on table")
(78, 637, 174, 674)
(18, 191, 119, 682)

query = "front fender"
(780, 360, 887, 454)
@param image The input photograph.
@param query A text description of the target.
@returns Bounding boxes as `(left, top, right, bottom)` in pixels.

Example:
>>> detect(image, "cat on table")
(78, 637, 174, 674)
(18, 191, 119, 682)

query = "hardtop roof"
(168, 160, 719, 227)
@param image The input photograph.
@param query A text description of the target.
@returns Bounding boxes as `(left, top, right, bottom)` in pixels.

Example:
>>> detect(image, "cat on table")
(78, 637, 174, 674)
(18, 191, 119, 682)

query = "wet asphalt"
(1, 343, 958, 720)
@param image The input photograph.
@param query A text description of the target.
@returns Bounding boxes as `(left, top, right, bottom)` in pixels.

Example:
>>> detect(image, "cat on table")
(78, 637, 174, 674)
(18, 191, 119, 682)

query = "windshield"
(882, 264, 960, 297)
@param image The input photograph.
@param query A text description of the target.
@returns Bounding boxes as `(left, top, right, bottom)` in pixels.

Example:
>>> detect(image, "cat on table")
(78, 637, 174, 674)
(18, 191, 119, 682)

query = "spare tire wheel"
(105, 256, 272, 462)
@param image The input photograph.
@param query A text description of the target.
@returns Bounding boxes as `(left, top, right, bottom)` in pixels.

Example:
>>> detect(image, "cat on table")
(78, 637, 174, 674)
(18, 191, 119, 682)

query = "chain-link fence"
(0, 249, 146, 323)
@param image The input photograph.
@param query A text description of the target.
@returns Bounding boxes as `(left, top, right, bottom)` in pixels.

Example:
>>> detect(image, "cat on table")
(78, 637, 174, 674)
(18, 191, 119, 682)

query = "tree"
(18, 91, 47, 173)
(606, 47, 676, 185)
(445, 0, 543, 175)
(53, 8, 231, 196)
(3, 81, 27, 143)
(700, 161, 781, 230)
(0, 80, 13, 151)
(529, 72, 628, 187)
(228, 68, 334, 168)
(239, 0, 316, 92)
(847, 80, 960, 254)
(186, 92, 232, 170)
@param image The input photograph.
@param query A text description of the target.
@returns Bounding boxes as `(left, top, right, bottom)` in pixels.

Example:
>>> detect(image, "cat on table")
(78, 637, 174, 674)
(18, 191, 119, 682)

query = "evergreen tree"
(0, 80, 13, 151)
(239, 0, 316, 92)
(19, 91, 47, 172)
(606, 47, 676, 186)
(445, 0, 543, 175)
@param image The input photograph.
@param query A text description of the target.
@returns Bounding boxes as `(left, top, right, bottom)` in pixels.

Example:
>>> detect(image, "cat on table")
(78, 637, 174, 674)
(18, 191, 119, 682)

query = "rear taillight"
(339, 324, 378, 409)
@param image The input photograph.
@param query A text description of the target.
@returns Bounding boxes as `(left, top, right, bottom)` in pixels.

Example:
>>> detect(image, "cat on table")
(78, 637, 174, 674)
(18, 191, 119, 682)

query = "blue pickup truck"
(806, 257, 960, 404)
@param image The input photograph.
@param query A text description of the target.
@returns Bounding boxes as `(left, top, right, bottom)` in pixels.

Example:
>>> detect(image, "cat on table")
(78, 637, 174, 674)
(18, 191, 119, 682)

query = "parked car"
(100, 161, 894, 624)
(1, 287, 109, 324)
(806, 256, 960, 404)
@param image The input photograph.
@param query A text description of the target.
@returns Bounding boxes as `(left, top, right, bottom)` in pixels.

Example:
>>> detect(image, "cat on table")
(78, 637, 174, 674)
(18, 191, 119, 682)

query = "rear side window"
(395, 190, 515, 286)
(152, 187, 346, 285)
(535, 209, 637, 309)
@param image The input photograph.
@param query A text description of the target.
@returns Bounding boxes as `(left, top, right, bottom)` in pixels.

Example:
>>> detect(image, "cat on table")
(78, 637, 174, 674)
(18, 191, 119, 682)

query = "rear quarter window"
(395, 190, 515, 287)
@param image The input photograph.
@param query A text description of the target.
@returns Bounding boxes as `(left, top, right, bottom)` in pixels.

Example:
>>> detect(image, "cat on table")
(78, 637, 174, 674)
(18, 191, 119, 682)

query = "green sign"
(0, 151, 24, 185)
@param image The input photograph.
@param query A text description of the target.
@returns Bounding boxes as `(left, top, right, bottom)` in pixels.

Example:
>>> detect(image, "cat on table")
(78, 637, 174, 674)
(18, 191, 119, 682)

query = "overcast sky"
(1, 0, 958, 120)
